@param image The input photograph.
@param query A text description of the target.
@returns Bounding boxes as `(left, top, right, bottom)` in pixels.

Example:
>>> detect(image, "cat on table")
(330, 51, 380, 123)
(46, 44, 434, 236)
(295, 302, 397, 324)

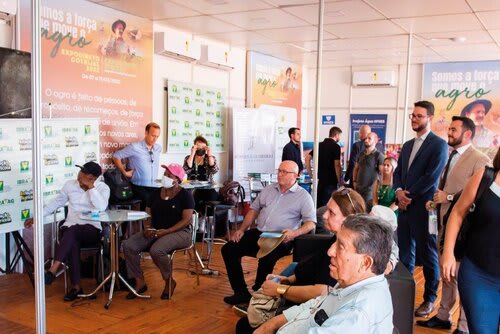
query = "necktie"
(439, 150, 458, 189)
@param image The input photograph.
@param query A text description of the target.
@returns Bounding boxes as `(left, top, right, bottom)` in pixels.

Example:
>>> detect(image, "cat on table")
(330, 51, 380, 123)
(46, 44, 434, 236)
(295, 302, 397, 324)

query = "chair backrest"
(190, 210, 198, 246)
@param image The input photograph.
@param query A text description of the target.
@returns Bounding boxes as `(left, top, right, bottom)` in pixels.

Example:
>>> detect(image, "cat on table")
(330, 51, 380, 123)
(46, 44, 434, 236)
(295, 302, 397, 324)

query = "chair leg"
(193, 247, 200, 286)
(169, 254, 174, 299)
(99, 248, 105, 293)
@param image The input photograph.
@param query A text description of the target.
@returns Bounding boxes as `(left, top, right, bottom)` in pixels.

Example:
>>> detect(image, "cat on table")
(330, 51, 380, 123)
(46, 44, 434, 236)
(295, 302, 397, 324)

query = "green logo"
(216, 111, 221, 117)
(195, 130, 201, 137)
(45, 175, 54, 184)
(206, 120, 211, 128)
(217, 92, 221, 99)
(215, 131, 220, 138)
(0, 180, 3, 192)
(21, 209, 30, 220)
(196, 89, 201, 96)
(184, 97, 190, 104)
(171, 129, 177, 136)
(172, 85, 177, 93)
(44, 126, 52, 137)
(183, 140, 189, 147)
(84, 125, 91, 135)
(171, 106, 177, 114)
(206, 99, 212, 107)
(184, 121, 190, 128)
(195, 109, 201, 116)
(65, 156, 72, 166)
(20, 161, 29, 172)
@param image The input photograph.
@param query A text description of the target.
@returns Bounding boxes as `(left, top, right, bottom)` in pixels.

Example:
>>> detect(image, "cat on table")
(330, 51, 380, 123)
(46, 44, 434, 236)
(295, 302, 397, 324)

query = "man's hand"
(24, 218, 34, 228)
(261, 279, 280, 297)
(190, 145, 197, 156)
(396, 189, 412, 210)
(282, 229, 296, 243)
(231, 229, 244, 243)
(433, 190, 448, 204)
(425, 201, 434, 211)
(384, 262, 393, 275)
(124, 169, 134, 179)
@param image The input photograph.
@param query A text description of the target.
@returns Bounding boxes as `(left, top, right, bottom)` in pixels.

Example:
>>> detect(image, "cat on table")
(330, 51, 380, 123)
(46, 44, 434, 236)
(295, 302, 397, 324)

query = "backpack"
(441, 166, 497, 259)
(219, 180, 245, 206)
(103, 168, 134, 204)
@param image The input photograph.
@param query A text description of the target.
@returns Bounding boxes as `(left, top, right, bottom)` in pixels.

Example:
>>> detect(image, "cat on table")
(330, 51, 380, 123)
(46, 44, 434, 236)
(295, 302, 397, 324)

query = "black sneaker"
(44, 271, 55, 285)
(63, 288, 83, 302)
(232, 303, 249, 317)
(223, 293, 251, 305)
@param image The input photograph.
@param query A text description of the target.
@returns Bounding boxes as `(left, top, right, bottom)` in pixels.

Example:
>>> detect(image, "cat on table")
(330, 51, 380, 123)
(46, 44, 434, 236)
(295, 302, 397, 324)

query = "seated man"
(255, 214, 394, 334)
(25, 161, 110, 301)
(222, 160, 316, 305)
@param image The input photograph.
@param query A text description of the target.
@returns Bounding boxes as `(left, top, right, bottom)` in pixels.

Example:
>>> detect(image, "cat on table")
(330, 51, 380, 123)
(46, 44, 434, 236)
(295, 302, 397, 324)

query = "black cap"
(112, 19, 126, 32)
(75, 161, 102, 177)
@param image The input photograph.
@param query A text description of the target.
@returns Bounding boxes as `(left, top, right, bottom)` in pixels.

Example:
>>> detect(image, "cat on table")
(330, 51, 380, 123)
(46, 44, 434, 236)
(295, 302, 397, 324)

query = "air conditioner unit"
(0, 0, 17, 15)
(352, 71, 396, 87)
(199, 44, 234, 71)
(154, 32, 201, 63)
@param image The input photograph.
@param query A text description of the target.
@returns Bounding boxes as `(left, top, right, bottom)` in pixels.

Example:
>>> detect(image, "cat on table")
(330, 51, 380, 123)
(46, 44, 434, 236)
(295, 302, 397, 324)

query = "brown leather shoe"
(415, 301, 434, 317)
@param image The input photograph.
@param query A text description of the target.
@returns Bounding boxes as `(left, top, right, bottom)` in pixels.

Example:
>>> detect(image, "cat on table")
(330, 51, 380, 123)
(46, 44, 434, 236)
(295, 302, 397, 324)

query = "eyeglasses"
(337, 186, 355, 210)
(149, 150, 153, 163)
(277, 169, 296, 175)
(408, 113, 428, 120)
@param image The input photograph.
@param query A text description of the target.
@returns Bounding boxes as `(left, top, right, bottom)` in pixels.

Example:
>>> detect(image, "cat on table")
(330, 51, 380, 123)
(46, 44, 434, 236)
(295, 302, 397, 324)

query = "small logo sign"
(45, 175, 54, 185)
(195, 130, 201, 137)
(195, 109, 201, 116)
(21, 209, 30, 220)
(171, 106, 177, 114)
(216, 111, 221, 117)
(65, 156, 73, 166)
(171, 129, 177, 136)
(84, 125, 91, 135)
(184, 97, 190, 104)
(20, 161, 29, 172)
(206, 99, 212, 107)
(217, 92, 221, 99)
(172, 85, 178, 93)
(196, 89, 201, 96)
(0, 181, 3, 192)
(44, 126, 53, 137)
(184, 121, 190, 129)
(206, 120, 211, 128)
(322, 115, 336, 125)
(215, 131, 220, 138)
(183, 140, 189, 147)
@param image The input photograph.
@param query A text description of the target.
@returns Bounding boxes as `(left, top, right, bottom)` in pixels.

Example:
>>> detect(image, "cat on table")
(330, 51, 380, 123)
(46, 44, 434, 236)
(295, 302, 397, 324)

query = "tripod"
(0, 231, 35, 286)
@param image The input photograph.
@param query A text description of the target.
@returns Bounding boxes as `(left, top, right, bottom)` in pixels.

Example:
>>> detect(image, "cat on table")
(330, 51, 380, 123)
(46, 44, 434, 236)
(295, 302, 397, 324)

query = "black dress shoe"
(126, 285, 148, 300)
(223, 292, 252, 305)
(44, 271, 55, 285)
(416, 315, 452, 329)
(64, 288, 83, 302)
(415, 301, 435, 317)
(453, 330, 469, 334)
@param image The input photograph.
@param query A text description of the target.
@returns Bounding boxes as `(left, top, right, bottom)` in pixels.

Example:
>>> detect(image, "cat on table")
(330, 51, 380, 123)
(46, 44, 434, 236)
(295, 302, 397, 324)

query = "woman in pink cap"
(122, 163, 194, 299)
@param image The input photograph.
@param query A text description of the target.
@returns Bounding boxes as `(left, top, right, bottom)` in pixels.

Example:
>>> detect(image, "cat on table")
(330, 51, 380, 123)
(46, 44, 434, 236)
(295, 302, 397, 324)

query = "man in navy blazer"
(393, 101, 448, 317)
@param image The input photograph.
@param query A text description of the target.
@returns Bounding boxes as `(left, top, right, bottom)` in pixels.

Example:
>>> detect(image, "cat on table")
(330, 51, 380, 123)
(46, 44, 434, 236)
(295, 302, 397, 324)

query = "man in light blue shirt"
(112, 122, 161, 209)
(255, 214, 394, 334)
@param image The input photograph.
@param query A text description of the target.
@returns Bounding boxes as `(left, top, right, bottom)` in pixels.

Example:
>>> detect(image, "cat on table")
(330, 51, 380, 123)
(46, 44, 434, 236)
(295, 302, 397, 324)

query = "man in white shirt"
(24, 161, 110, 301)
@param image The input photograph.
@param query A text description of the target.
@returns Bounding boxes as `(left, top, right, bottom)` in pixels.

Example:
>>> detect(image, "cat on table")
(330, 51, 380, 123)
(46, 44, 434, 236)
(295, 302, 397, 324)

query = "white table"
(79, 210, 150, 309)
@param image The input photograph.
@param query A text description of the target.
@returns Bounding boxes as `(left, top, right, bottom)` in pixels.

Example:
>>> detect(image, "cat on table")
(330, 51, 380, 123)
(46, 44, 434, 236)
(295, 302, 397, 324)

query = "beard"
(412, 121, 428, 133)
(448, 132, 464, 147)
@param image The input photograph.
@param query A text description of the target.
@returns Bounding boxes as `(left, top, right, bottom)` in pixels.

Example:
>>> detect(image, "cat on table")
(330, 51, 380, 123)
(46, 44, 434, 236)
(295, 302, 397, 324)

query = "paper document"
(260, 232, 283, 238)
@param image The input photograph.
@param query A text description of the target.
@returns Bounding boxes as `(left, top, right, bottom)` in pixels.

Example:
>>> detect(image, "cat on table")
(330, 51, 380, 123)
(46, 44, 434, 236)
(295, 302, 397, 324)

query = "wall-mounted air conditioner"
(352, 71, 396, 87)
(199, 44, 234, 71)
(154, 32, 201, 63)
(0, 0, 17, 15)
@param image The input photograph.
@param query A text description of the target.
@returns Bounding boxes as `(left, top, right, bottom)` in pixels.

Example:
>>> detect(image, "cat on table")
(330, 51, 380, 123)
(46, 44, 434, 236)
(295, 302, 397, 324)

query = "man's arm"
(305, 153, 313, 177)
(282, 220, 315, 242)
(230, 209, 258, 242)
(344, 142, 360, 182)
(282, 143, 291, 162)
(254, 314, 288, 334)
(88, 181, 111, 211)
(334, 160, 341, 186)
(112, 145, 134, 179)
(352, 162, 360, 190)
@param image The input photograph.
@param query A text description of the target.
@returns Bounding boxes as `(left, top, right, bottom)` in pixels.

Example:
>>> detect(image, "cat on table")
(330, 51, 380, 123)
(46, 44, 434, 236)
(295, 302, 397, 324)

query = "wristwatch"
(446, 193, 454, 202)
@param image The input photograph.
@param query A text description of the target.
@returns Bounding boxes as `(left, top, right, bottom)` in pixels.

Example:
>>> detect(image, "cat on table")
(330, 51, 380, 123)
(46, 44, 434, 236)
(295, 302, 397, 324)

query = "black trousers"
(221, 228, 293, 295)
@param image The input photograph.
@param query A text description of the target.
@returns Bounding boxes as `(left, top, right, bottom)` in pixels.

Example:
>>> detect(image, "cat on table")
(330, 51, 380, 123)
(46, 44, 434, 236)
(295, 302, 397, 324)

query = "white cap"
(370, 205, 397, 231)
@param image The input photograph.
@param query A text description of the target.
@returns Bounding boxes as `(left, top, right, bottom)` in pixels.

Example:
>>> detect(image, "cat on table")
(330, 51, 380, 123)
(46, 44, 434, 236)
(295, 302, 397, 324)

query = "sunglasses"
(337, 186, 355, 210)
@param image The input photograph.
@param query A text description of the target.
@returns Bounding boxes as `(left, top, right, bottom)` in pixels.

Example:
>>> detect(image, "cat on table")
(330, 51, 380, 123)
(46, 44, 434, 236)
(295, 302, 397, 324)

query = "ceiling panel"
(393, 14, 483, 34)
(476, 10, 500, 29)
(416, 30, 495, 46)
(254, 26, 337, 43)
(324, 20, 406, 38)
(169, 0, 273, 15)
(157, 15, 244, 34)
(466, 0, 500, 12)
(490, 29, 500, 44)
(89, 0, 202, 19)
(367, 0, 471, 18)
(431, 42, 500, 60)
(213, 8, 310, 30)
(282, 1, 385, 25)
(195, 31, 276, 46)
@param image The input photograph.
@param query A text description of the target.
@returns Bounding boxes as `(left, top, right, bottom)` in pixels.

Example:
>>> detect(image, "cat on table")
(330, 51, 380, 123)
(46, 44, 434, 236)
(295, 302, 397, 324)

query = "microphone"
(314, 309, 329, 326)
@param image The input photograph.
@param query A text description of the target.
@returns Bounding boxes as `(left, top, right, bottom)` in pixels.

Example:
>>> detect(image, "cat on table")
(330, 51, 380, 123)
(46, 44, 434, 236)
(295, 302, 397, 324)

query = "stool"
(201, 201, 234, 267)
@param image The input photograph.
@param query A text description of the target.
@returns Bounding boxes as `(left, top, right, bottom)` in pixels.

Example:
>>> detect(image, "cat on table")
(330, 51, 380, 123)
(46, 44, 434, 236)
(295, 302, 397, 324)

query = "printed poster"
(19, 0, 153, 170)
(166, 81, 226, 153)
(423, 61, 500, 158)
(246, 51, 302, 127)
(349, 114, 387, 149)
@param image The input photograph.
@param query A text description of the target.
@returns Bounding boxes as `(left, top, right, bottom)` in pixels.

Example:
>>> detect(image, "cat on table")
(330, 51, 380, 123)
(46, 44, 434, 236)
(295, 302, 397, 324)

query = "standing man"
(417, 116, 490, 333)
(281, 127, 303, 173)
(353, 132, 384, 210)
(393, 100, 448, 317)
(221, 161, 316, 305)
(112, 122, 161, 209)
(305, 126, 342, 207)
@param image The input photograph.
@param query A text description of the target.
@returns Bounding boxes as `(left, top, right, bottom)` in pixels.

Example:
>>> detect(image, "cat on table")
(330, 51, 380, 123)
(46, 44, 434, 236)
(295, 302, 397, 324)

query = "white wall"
(303, 64, 424, 146)
(152, 24, 247, 182)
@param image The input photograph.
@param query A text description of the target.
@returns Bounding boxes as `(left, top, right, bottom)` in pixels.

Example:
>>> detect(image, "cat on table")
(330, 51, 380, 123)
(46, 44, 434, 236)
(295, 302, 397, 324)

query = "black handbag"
(442, 166, 497, 259)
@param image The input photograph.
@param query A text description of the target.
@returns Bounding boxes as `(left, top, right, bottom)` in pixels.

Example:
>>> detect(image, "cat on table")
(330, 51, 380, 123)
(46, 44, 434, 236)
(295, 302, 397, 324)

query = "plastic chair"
(166, 211, 200, 299)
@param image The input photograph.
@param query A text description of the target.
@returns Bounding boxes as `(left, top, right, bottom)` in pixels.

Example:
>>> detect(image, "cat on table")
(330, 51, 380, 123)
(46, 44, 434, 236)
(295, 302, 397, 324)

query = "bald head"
(281, 160, 299, 174)
(359, 125, 371, 141)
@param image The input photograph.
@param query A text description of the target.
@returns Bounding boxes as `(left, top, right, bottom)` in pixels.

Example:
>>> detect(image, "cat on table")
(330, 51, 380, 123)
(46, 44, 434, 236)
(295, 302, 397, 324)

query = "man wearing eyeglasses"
(112, 122, 162, 210)
(222, 160, 316, 305)
(393, 101, 448, 317)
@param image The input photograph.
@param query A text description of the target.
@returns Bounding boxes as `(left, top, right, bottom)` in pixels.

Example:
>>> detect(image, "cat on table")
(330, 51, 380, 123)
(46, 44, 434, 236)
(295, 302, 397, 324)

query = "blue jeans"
(458, 256, 500, 334)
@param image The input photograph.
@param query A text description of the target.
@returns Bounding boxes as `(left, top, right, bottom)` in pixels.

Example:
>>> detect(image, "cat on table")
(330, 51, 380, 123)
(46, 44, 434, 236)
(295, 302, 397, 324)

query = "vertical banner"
(423, 61, 500, 158)
(0, 119, 99, 233)
(166, 81, 226, 153)
(246, 51, 302, 126)
(18, 0, 153, 170)
(349, 114, 387, 149)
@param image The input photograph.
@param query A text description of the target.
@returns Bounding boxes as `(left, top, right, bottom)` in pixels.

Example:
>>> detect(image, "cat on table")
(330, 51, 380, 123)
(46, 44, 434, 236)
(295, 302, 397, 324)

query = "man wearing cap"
(100, 19, 130, 56)
(112, 122, 161, 210)
(222, 160, 316, 305)
(24, 161, 110, 301)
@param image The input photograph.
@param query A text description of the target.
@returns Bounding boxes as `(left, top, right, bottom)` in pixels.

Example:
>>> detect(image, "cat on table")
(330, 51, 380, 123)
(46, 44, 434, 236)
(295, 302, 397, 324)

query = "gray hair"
(342, 214, 392, 275)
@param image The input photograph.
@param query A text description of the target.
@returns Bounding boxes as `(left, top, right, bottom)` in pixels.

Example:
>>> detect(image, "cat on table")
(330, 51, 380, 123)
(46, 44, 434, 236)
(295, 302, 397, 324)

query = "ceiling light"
(429, 36, 467, 43)
(204, 0, 228, 5)
(287, 43, 312, 52)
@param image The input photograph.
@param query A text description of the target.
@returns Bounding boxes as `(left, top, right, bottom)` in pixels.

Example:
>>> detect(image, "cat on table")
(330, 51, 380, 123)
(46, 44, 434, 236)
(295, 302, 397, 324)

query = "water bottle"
(428, 202, 438, 235)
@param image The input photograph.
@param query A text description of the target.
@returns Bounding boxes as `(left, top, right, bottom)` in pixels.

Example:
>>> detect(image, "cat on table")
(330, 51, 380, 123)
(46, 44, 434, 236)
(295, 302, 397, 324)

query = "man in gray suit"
(417, 116, 490, 334)
(393, 100, 448, 317)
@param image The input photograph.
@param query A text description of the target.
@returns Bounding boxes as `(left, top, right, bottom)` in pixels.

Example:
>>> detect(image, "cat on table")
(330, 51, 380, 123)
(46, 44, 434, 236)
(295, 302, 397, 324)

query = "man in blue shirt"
(112, 122, 162, 209)
(255, 214, 394, 334)
(282, 128, 303, 173)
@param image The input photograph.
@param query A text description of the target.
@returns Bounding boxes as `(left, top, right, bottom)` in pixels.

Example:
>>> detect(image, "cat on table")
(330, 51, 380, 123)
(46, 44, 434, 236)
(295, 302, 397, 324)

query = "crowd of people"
(25, 100, 499, 333)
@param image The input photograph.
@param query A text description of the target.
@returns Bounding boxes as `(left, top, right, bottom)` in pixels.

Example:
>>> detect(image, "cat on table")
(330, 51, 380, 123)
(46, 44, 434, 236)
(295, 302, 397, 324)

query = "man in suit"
(417, 116, 490, 334)
(393, 100, 448, 317)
